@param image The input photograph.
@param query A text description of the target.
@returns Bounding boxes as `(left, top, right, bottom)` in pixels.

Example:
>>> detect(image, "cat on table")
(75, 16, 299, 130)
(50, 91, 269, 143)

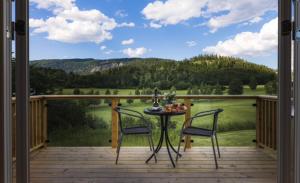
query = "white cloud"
(30, 0, 75, 11)
(122, 47, 148, 57)
(29, 0, 117, 44)
(142, 0, 206, 27)
(100, 45, 106, 50)
(115, 10, 128, 18)
(205, 0, 276, 32)
(149, 22, 162, 29)
(250, 17, 263, 24)
(104, 50, 113, 55)
(242, 17, 263, 26)
(142, 0, 277, 32)
(117, 22, 135, 28)
(186, 41, 197, 47)
(121, 39, 134, 45)
(203, 18, 278, 57)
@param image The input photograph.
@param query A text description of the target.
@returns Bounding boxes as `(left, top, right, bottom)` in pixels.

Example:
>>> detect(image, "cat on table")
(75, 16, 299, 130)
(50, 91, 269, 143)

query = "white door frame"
(0, 0, 12, 182)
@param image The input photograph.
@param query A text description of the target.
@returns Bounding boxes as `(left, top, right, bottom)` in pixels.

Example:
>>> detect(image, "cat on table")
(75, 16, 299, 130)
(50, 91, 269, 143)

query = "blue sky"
(29, 0, 278, 69)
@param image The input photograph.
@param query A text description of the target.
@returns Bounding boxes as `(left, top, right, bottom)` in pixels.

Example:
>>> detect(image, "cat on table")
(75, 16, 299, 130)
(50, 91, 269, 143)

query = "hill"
(28, 55, 276, 93)
(30, 58, 173, 74)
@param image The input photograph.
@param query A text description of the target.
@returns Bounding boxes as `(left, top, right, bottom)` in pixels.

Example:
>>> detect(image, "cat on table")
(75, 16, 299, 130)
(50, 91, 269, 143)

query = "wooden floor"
(27, 147, 276, 183)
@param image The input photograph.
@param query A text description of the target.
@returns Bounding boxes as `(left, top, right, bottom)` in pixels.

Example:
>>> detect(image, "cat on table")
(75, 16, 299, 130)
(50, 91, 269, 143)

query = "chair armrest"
(188, 109, 224, 126)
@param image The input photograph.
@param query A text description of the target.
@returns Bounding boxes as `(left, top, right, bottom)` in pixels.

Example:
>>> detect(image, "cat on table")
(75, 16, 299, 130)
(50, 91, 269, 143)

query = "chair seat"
(123, 126, 150, 135)
(182, 126, 213, 136)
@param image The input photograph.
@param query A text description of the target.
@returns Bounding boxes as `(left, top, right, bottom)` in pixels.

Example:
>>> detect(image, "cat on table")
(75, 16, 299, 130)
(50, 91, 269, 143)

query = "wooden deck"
(27, 147, 277, 183)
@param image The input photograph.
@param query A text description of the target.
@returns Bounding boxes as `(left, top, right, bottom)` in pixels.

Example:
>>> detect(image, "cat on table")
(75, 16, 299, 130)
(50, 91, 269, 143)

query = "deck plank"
(22, 147, 276, 183)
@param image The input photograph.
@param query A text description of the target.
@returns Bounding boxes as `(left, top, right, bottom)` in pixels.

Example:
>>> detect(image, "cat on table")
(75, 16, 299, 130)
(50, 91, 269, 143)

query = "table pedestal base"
(146, 115, 181, 168)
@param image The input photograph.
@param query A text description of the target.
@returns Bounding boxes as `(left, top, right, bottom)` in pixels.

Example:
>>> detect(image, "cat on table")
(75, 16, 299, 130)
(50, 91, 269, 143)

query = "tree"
(127, 92, 134, 104)
(135, 88, 140, 95)
(265, 80, 277, 95)
(73, 88, 80, 95)
(187, 88, 192, 95)
(104, 89, 111, 104)
(192, 86, 200, 95)
(113, 89, 119, 95)
(214, 84, 223, 95)
(249, 76, 257, 90)
(87, 89, 94, 95)
(228, 79, 243, 95)
(170, 86, 176, 93)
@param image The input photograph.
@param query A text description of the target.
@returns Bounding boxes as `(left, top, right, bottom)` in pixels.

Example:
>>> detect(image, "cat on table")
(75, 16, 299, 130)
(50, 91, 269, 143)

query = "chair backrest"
(114, 107, 147, 133)
(190, 109, 224, 132)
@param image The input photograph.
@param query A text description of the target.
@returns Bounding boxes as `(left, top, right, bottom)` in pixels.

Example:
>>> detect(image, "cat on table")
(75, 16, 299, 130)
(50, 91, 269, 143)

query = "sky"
(29, 0, 278, 69)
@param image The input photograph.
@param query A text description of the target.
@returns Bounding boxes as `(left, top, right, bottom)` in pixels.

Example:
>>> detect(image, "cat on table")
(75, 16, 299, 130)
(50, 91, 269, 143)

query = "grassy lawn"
(48, 95, 257, 147)
(48, 86, 265, 147)
(85, 99, 256, 132)
(61, 85, 266, 96)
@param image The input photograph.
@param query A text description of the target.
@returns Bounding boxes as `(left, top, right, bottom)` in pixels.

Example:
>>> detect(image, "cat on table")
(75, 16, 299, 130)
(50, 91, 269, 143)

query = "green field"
(60, 85, 266, 96)
(48, 86, 262, 147)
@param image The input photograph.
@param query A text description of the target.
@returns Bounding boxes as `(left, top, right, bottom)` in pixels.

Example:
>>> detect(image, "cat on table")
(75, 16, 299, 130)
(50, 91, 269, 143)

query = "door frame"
(0, 0, 297, 182)
(15, 0, 30, 182)
(0, 0, 12, 182)
(294, 0, 300, 182)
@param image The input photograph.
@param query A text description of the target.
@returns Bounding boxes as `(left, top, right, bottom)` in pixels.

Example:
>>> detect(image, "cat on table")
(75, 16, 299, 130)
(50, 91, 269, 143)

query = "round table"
(144, 108, 186, 168)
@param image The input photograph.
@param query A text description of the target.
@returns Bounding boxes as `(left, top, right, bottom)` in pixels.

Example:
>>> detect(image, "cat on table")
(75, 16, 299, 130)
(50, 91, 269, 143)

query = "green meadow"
(48, 86, 266, 147)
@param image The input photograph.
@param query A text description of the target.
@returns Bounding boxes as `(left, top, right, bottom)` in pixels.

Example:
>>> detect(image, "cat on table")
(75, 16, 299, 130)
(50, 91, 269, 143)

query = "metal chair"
(176, 109, 224, 169)
(114, 107, 157, 164)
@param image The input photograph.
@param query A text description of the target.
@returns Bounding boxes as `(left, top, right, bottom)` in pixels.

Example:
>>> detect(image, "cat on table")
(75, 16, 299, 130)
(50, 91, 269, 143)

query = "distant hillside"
(29, 55, 276, 91)
(30, 58, 173, 74)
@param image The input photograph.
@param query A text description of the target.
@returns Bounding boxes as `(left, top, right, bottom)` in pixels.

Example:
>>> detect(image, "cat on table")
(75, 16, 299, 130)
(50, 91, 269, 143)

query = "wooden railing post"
(42, 99, 48, 148)
(256, 97, 261, 148)
(184, 99, 192, 149)
(111, 98, 119, 148)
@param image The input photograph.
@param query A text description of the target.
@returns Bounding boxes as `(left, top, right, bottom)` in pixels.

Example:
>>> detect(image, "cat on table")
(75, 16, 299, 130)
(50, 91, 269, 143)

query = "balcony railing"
(11, 95, 278, 159)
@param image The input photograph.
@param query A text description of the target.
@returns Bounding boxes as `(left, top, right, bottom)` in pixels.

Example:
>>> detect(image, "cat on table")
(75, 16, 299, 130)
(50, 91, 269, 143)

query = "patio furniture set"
(114, 106, 223, 168)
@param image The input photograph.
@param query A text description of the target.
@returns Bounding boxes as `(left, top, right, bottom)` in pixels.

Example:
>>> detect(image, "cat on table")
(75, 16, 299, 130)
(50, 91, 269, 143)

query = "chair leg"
(211, 136, 218, 169)
(149, 135, 157, 163)
(147, 136, 152, 151)
(115, 134, 123, 164)
(183, 137, 188, 152)
(215, 134, 221, 158)
(176, 133, 183, 162)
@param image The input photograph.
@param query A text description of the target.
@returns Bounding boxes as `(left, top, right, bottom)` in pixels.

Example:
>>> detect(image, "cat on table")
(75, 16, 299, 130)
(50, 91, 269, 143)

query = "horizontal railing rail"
(11, 94, 277, 157)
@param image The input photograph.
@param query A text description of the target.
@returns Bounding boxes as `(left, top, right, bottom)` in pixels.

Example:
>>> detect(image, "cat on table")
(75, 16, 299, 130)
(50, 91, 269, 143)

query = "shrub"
(214, 84, 223, 95)
(127, 92, 134, 104)
(265, 80, 277, 95)
(192, 86, 200, 95)
(228, 79, 243, 95)
(135, 88, 140, 95)
(73, 88, 80, 95)
(249, 76, 257, 90)
(48, 101, 88, 132)
(87, 116, 108, 129)
(104, 89, 111, 104)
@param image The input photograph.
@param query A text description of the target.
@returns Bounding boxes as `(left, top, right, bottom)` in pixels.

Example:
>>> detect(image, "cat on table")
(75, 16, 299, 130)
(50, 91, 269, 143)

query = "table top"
(144, 108, 186, 116)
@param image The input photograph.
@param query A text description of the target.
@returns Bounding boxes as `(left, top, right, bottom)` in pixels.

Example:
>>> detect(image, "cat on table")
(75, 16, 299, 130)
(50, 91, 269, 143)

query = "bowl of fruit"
(164, 103, 187, 113)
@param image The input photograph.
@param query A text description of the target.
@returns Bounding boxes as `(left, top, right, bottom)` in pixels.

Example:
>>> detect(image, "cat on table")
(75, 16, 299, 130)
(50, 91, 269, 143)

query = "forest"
(27, 55, 277, 94)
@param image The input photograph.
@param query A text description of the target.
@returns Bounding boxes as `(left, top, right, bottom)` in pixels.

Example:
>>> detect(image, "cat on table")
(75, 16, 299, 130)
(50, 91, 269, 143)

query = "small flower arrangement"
(163, 91, 176, 105)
